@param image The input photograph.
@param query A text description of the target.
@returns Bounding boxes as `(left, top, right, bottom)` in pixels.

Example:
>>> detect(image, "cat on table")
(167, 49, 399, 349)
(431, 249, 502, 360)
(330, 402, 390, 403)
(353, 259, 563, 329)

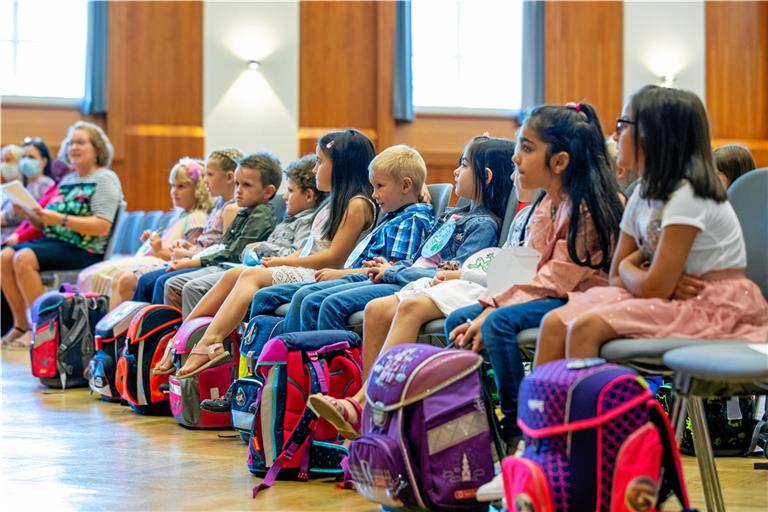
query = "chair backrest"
(102, 201, 128, 259)
(157, 209, 178, 232)
(426, 183, 453, 219)
(270, 194, 287, 223)
(498, 189, 520, 245)
(727, 168, 768, 299)
(112, 211, 143, 256)
(126, 210, 161, 254)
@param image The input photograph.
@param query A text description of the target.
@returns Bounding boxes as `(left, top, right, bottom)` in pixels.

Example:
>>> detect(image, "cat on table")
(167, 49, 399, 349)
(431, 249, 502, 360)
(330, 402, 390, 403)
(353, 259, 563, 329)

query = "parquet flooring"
(1, 349, 766, 511)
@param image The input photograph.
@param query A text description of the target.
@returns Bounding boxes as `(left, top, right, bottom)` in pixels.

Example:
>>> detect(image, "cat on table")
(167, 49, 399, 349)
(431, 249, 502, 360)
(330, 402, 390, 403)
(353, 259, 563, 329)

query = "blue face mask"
(19, 157, 41, 178)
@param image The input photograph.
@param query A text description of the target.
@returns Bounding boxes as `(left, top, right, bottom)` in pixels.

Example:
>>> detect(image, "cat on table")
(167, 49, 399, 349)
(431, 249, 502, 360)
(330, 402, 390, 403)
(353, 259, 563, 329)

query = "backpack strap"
(648, 399, 696, 511)
(56, 295, 90, 389)
(252, 354, 330, 497)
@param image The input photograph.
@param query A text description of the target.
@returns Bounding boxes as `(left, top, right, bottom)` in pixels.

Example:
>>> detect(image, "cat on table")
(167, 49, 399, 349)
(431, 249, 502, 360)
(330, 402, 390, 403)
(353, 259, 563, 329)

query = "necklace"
(550, 203, 557, 221)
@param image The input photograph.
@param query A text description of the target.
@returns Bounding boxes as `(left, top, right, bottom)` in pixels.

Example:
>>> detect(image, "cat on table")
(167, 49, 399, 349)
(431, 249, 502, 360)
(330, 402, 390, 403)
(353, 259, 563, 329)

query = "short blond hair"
(1, 144, 23, 164)
(67, 120, 114, 168)
(369, 144, 427, 192)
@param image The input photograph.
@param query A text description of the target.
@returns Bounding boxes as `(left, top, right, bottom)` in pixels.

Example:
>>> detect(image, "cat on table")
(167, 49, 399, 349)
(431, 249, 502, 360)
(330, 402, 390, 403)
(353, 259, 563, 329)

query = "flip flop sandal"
(2, 327, 30, 349)
(308, 394, 362, 440)
(176, 342, 230, 380)
(151, 337, 177, 376)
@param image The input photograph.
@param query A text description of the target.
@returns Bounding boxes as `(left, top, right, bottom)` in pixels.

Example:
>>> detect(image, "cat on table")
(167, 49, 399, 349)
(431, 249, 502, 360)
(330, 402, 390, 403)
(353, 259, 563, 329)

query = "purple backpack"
(347, 344, 498, 511)
(502, 358, 693, 512)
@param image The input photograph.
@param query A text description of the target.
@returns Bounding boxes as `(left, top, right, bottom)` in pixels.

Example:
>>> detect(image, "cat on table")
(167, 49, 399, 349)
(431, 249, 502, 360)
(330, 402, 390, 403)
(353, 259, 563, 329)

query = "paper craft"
(1, 180, 38, 210)
(191, 243, 224, 260)
(485, 246, 541, 296)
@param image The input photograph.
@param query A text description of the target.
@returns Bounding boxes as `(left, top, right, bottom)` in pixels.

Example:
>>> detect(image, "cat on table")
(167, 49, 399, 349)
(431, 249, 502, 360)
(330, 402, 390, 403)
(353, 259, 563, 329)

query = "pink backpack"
(502, 358, 693, 512)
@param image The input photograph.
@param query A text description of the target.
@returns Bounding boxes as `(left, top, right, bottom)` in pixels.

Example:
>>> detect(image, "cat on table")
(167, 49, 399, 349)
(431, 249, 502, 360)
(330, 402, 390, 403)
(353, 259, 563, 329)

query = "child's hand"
(431, 270, 461, 286)
(315, 268, 344, 282)
(673, 274, 706, 300)
(167, 258, 194, 271)
(4, 233, 19, 246)
(362, 256, 389, 267)
(419, 184, 432, 204)
(449, 307, 494, 352)
(149, 233, 162, 253)
(140, 229, 154, 242)
(244, 242, 260, 252)
(262, 256, 289, 268)
(366, 264, 391, 283)
(170, 247, 193, 260)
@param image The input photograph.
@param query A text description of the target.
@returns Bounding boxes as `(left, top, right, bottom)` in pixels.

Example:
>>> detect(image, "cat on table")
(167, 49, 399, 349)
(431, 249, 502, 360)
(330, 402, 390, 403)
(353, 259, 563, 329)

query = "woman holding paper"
(1, 138, 55, 243)
(0, 122, 122, 347)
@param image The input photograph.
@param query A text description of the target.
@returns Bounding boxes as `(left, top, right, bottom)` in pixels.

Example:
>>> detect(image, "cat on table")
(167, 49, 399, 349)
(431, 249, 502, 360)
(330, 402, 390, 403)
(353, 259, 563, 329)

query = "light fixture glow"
(247, 60, 261, 71)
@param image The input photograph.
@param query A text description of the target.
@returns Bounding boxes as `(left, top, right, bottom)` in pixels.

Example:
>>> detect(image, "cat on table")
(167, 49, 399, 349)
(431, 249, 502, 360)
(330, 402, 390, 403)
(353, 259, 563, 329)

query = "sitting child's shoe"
(307, 394, 362, 440)
(201, 387, 232, 413)
(476, 473, 504, 503)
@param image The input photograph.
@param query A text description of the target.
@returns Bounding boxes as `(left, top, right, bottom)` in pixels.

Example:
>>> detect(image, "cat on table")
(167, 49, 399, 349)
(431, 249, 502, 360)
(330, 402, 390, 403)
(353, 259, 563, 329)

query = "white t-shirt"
(620, 181, 746, 275)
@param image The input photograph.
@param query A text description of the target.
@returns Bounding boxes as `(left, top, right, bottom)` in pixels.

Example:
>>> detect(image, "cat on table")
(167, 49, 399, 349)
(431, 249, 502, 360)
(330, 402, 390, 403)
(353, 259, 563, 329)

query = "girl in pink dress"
(535, 85, 768, 366)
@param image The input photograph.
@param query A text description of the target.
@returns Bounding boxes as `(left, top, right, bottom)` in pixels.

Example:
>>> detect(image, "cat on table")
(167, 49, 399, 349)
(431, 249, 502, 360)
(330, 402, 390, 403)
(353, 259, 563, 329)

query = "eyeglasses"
(615, 118, 636, 134)
(23, 136, 43, 145)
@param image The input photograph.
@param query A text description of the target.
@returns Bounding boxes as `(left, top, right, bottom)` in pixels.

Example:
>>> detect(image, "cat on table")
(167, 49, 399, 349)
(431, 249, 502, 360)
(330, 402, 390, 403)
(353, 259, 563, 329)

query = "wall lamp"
(247, 60, 261, 71)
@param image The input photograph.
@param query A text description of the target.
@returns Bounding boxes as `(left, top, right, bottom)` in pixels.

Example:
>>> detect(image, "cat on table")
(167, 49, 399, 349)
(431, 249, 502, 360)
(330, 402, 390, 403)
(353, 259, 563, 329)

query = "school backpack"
(502, 358, 693, 512)
(231, 375, 263, 442)
(30, 290, 109, 389)
(249, 330, 363, 497)
(347, 344, 499, 512)
(167, 316, 240, 429)
(115, 304, 182, 415)
(238, 314, 284, 378)
(656, 384, 768, 457)
(88, 301, 148, 402)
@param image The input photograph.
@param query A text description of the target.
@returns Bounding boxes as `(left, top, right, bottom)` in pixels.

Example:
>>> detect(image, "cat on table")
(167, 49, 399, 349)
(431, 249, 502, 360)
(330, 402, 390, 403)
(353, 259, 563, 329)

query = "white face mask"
(0, 162, 21, 182)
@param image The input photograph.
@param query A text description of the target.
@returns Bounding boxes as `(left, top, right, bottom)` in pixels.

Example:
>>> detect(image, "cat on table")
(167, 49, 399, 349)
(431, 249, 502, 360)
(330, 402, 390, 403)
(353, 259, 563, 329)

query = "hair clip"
(179, 157, 202, 180)
(565, 102, 581, 112)
(482, 131, 491, 137)
(325, 140, 335, 149)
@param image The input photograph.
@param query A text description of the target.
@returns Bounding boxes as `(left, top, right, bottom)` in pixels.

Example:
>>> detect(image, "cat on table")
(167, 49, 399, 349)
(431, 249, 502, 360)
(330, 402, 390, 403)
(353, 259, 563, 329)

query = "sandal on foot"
(176, 342, 230, 380)
(151, 337, 177, 376)
(308, 394, 362, 440)
(2, 327, 30, 349)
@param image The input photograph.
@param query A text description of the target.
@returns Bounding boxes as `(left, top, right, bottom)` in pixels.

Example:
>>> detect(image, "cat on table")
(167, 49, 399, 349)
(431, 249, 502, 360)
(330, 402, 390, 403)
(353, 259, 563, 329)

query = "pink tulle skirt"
(556, 275, 768, 342)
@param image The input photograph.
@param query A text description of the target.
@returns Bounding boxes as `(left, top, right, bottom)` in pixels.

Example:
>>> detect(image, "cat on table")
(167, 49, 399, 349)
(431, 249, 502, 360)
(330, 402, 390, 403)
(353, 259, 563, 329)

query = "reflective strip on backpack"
(261, 366, 281, 466)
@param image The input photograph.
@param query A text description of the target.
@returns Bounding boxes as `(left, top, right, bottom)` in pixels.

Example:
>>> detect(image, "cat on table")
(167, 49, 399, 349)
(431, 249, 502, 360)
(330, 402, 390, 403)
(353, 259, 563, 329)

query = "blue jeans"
(445, 298, 566, 435)
(131, 267, 199, 304)
(313, 282, 402, 331)
(293, 275, 369, 331)
(249, 283, 304, 320)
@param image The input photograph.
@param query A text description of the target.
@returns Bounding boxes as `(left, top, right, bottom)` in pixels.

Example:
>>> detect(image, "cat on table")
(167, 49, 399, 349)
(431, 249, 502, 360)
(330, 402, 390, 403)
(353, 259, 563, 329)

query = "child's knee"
(541, 310, 566, 337)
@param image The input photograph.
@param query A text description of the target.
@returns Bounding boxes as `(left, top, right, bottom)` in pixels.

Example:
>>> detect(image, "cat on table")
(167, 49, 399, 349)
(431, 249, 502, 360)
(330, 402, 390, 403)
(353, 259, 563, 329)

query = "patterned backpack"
(347, 344, 499, 511)
(30, 290, 109, 389)
(115, 304, 182, 415)
(89, 301, 148, 402)
(502, 358, 693, 512)
(249, 330, 363, 497)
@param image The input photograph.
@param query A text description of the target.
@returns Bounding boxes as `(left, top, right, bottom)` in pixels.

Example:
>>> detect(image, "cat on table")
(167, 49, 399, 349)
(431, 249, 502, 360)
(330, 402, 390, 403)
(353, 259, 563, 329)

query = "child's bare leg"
(534, 310, 569, 366)
(565, 313, 617, 359)
(177, 266, 273, 377)
(385, 296, 443, 347)
(185, 266, 247, 321)
(1, 247, 30, 333)
(111, 272, 137, 310)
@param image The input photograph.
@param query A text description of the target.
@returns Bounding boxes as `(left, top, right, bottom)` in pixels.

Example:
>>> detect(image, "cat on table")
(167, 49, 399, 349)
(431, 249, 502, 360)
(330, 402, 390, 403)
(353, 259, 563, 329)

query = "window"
(411, 0, 524, 113)
(0, 0, 88, 100)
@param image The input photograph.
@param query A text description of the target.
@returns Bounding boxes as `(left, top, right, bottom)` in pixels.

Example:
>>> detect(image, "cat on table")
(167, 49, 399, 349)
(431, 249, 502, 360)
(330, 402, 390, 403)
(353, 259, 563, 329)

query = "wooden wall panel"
(543, 1, 623, 133)
(299, 1, 379, 154)
(706, 1, 768, 167)
(107, 1, 203, 211)
(0, 105, 102, 161)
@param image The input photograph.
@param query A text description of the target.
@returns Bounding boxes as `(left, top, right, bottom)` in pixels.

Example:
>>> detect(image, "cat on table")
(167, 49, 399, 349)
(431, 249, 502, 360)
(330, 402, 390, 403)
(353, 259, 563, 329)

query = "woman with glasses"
(1, 122, 123, 348)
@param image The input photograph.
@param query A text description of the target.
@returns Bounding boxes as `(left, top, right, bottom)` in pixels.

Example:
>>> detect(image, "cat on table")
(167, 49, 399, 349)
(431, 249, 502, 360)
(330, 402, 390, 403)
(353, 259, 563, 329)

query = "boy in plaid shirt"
(250, 144, 435, 332)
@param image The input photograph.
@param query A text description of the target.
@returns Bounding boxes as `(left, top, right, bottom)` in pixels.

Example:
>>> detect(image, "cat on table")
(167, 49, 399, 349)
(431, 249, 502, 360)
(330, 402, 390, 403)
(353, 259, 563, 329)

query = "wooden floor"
(1, 348, 766, 511)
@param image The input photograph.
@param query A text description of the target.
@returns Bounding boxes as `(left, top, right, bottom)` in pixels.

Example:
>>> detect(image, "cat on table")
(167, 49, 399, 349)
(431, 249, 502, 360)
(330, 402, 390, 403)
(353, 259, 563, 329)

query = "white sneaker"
(476, 473, 504, 502)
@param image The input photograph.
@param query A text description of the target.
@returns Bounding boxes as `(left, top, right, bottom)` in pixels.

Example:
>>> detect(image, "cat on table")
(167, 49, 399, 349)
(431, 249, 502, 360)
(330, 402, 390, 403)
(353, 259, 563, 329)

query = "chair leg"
(689, 395, 726, 512)
(671, 394, 688, 444)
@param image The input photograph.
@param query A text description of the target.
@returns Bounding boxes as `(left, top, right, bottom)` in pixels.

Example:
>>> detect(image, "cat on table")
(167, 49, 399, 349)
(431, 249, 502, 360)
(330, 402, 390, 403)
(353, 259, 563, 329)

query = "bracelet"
(62, 214, 69, 227)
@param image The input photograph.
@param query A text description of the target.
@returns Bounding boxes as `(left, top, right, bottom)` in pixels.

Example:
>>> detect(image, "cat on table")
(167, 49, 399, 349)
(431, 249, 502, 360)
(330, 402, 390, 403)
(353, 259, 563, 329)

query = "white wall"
(203, 1, 299, 170)
(623, 1, 706, 101)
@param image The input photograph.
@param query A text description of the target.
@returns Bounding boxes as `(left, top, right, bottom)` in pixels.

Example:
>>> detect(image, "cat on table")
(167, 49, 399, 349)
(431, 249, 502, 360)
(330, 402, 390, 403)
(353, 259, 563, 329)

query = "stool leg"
(671, 374, 691, 444)
(689, 396, 725, 512)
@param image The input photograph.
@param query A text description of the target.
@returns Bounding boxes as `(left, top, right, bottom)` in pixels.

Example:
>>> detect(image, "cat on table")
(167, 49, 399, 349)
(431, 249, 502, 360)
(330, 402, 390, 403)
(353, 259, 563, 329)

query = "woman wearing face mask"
(0, 138, 55, 244)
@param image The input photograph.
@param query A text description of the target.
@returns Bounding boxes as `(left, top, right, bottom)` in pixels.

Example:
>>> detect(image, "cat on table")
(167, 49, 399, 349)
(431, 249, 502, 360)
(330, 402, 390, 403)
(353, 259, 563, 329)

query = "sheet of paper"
(485, 246, 541, 296)
(1, 180, 38, 210)
(748, 344, 768, 356)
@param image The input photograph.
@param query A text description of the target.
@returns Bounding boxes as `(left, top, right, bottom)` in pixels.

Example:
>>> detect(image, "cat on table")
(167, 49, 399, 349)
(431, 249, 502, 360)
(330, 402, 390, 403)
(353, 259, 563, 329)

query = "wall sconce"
(247, 60, 261, 71)
(660, 74, 677, 88)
